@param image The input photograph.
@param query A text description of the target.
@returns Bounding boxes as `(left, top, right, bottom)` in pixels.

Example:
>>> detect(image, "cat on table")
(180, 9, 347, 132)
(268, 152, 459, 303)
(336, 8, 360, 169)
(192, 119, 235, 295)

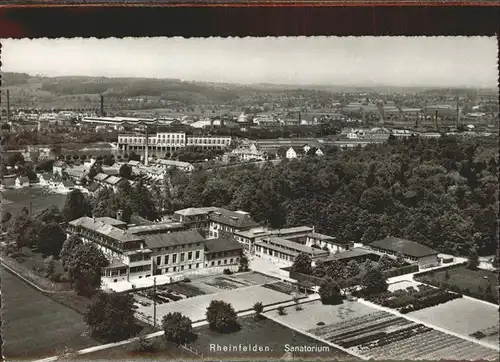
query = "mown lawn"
(1, 267, 100, 360)
(78, 315, 354, 361)
(415, 265, 498, 302)
(1, 187, 67, 216)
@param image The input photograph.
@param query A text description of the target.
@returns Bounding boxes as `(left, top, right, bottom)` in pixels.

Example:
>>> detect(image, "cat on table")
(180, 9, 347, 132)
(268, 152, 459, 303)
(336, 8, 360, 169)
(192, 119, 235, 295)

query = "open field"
(415, 265, 498, 302)
(303, 304, 498, 360)
(136, 284, 295, 324)
(78, 316, 352, 361)
(408, 298, 499, 346)
(0, 267, 100, 360)
(0, 187, 67, 216)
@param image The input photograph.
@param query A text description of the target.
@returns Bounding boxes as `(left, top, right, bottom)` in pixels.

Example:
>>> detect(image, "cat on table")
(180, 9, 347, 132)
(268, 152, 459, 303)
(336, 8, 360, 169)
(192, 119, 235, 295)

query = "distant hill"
(2, 72, 496, 109)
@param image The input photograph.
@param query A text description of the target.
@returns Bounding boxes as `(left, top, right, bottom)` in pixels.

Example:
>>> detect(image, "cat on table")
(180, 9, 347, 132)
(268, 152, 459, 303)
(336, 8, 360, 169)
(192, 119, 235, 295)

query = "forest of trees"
(165, 135, 497, 256)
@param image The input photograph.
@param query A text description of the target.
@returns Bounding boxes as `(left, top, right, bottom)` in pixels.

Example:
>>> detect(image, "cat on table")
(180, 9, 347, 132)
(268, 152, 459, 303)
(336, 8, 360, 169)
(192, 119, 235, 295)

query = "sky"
(1, 37, 498, 88)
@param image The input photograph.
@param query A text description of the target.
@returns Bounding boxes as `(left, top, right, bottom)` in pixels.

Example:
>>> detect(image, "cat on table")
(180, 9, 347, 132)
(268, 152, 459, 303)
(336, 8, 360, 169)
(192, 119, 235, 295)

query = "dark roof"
(370, 237, 438, 258)
(69, 217, 144, 244)
(322, 248, 377, 263)
(95, 217, 127, 227)
(204, 236, 243, 254)
(61, 180, 74, 187)
(143, 230, 205, 249)
(87, 182, 100, 192)
(128, 222, 186, 235)
(210, 208, 259, 230)
(18, 176, 30, 183)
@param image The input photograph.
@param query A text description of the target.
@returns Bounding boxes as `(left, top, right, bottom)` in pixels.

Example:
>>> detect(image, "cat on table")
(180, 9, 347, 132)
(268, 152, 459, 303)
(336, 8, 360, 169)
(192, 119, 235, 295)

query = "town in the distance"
(0, 72, 499, 361)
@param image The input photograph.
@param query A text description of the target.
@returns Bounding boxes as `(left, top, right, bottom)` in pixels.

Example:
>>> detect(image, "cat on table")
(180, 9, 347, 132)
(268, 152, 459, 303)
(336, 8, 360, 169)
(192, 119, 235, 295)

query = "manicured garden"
(366, 284, 463, 313)
(414, 265, 498, 304)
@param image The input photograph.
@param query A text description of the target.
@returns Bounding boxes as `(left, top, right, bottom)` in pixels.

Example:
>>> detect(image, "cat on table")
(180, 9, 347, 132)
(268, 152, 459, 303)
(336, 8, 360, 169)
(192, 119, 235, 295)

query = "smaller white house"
(286, 147, 306, 160)
(305, 232, 350, 254)
(55, 180, 75, 193)
(15, 176, 30, 188)
(38, 173, 52, 186)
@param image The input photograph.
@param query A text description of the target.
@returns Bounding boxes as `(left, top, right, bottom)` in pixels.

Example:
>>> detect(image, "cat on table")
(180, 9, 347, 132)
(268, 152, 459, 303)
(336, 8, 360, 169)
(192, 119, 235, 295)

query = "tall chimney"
(435, 110, 439, 131)
(144, 125, 149, 166)
(6, 90, 10, 123)
(100, 94, 105, 116)
(456, 96, 460, 129)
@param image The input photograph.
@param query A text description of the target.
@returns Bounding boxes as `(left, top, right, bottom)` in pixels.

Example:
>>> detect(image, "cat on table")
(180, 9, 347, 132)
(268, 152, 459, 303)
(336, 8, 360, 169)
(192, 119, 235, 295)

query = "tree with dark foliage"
(162, 312, 194, 345)
(361, 267, 388, 295)
(290, 253, 313, 275)
(66, 243, 109, 296)
(84, 291, 136, 341)
(319, 278, 343, 305)
(206, 300, 239, 333)
(62, 189, 92, 222)
(37, 222, 66, 257)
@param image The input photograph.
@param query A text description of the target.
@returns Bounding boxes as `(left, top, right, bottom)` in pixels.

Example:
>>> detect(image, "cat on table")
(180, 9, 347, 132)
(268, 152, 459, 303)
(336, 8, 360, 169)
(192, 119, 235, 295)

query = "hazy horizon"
(2, 37, 498, 88)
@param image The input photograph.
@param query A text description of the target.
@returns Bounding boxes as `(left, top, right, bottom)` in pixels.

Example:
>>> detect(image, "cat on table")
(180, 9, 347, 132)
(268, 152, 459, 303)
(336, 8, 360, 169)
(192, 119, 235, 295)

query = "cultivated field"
(1, 267, 99, 360)
(0, 187, 67, 216)
(307, 308, 498, 360)
(270, 300, 498, 360)
(408, 297, 499, 346)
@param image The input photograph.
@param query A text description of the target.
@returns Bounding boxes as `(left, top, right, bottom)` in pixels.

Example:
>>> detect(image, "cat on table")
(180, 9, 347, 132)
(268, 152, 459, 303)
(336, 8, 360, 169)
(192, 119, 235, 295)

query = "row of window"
(129, 254, 151, 263)
(130, 265, 151, 273)
(206, 257, 238, 267)
(154, 243, 202, 252)
(206, 250, 239, 259)
(160, 263, 201, 273)
(155, 250, 201, 265)
(257, 247, 296, 262)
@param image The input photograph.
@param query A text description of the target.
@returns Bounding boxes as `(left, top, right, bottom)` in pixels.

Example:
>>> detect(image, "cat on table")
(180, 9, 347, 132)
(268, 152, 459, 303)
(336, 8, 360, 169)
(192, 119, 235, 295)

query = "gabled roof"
(94, 173, 110, 182)
(204, 236, 243, 254)
(87, 182, 100, 192)
(104, 176, 123, 185)
(370, 237, 438, 258)
(17, 176, 30, 183)
(61, 180, 74, 187)
(128, 222, 186, 235)
(210, 208, 260, 230)
(95, 216, 127, 227)
(143, 230, 205, 249)
(69, 216, 144, 244)
(128, 160, 140, 166)
(174, 207, 218, 217)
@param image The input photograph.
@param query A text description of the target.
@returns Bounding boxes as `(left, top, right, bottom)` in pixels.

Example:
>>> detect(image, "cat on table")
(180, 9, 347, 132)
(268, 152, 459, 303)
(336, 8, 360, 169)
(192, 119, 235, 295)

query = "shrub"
(317, 321, 325, 326)
(50, 273, 62, 282)
(223, 268, 232, 275)
(183, 277, 191, 282)
(277, 306, 286, 316)
(130, 335, 155, 354)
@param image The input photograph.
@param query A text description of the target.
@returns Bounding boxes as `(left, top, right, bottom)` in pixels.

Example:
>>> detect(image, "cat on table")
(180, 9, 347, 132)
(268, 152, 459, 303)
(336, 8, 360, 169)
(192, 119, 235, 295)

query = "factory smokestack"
(456, 96, 460, 129)
(144, 125, 149, 166)
(100, 94, 105, 116)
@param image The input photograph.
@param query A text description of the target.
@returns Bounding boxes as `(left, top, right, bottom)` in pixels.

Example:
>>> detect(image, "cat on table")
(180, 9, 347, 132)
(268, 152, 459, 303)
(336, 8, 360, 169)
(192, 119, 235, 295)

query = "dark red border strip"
(0, 2, 499, 7)
(0, 6, 498, 38)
